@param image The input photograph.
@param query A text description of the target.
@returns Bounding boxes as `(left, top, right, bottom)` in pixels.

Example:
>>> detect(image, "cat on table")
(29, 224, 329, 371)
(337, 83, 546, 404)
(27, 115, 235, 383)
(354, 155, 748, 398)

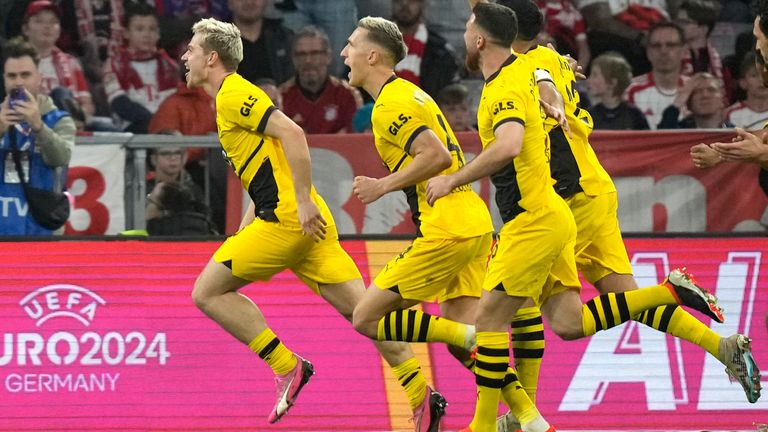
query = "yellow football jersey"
(371, 76, 492, 238)
(216, 73, 332, 227)
(523, 45, 615, 198)
(477, 54, 559, 222)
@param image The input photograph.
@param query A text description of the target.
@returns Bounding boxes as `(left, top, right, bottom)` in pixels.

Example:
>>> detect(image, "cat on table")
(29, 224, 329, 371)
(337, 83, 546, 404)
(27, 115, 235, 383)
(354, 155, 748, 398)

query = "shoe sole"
(270, 360, 315, 424)
(726, 336, 762, 403)
(427, 391, 448, 432)
(667, 271, 725, 323)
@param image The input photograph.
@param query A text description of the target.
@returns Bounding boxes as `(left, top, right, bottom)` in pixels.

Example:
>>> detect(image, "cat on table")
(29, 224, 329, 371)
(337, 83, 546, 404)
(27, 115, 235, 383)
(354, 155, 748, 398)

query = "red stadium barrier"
(0, 238, 765, 430)
(226, 130, 768, 235)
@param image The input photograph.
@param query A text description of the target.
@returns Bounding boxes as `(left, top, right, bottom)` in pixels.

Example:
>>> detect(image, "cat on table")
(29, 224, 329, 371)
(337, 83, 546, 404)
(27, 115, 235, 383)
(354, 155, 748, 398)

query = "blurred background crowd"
(0, 0, 760, 235)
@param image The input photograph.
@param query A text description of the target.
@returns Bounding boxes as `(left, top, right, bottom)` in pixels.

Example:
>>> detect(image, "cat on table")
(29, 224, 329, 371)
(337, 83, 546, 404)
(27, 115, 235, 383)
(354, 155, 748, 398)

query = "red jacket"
(149, 85, 217, 161)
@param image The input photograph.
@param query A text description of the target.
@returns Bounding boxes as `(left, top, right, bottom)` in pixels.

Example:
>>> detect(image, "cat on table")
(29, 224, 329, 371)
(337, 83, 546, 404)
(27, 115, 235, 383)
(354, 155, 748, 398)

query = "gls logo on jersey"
(240, 95, 257, 116)
(2, 284, 170, 394)
(389, 113, 412, 136)
(492, 101, 515, 115)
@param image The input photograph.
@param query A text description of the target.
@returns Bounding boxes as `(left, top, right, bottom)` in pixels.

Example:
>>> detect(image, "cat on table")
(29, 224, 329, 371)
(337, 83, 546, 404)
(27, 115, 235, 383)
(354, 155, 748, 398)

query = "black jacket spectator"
(591, 102, 650, 130)
(421, 29, 458, 98)
(238, 19, 294, 85)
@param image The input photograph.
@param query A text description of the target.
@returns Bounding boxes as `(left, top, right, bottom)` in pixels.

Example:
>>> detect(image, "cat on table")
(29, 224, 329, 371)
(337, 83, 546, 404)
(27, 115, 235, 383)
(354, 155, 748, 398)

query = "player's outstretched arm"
(427, 121, 523, 205)
(263, 108, 327, 241)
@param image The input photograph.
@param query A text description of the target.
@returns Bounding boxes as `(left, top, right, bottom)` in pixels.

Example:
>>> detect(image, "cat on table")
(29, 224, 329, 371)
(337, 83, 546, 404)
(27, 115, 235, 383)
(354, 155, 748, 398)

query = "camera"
(8, 87, 31, 136)
(8, 87, 26, 110)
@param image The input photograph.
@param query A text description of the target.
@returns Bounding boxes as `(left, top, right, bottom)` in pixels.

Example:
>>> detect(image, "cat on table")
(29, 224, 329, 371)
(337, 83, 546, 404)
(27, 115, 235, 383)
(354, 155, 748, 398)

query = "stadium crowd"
(0, 0, 763, 236)
(0, 0, 759, 135)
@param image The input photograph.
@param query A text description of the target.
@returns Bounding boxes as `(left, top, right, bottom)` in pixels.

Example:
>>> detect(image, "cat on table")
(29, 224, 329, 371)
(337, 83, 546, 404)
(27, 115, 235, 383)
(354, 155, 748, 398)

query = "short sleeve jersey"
(216, 73, 332, 227)
(371, 76, 492, 238)
(523, 45, 615, 197)
(477, 55, 556, 222)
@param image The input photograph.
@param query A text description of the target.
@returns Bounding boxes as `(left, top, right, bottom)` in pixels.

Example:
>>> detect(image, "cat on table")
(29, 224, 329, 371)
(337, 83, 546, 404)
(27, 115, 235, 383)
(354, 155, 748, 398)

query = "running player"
(480, 3, 762, 429)
(426, 3, 725, 431)
(341, 16, 494, 431)
(184, 18, 414, 426)
(480, 0, 762, 425)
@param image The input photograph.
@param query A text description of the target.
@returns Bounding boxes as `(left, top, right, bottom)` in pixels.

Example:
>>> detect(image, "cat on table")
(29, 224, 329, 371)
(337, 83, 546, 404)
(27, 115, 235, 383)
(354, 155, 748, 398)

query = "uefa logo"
(2, 284, 170, 393)
(20, 284, 106, 327)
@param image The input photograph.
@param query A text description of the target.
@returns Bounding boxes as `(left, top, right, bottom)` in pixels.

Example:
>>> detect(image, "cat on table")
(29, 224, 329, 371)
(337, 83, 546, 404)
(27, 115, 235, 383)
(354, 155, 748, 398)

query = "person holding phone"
(0, 37, 76, 236)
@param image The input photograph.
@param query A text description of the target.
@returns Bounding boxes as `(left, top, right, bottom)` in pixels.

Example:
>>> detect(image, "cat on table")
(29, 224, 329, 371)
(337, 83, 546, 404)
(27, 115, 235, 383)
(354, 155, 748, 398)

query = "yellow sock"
(470, 331, 508, 432)
(248, 328, 297, 375)
(635, 305, 720, 357)
(499, 367, 540, 424)
(511, 307, 544, 402)
(392, 357, 428, 410)
(376, 309, 471, 348)
(582, 286, 676, 336)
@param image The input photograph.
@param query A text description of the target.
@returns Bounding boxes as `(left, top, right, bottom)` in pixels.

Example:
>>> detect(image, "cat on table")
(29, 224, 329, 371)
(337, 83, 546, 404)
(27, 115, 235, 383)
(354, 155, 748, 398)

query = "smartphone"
(9, 87, 26, 110)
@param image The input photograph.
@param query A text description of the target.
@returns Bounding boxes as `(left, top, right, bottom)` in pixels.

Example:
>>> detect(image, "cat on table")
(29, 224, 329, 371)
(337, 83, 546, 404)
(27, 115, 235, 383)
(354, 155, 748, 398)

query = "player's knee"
(191, 279, 210, 311)
(549, 319, 583, 341)
(351, 308, 376, 339)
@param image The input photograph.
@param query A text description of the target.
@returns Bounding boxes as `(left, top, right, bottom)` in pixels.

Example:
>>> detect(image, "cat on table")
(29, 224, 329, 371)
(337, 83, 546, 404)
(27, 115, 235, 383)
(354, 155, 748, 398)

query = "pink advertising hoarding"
(0, 239, 765, 431)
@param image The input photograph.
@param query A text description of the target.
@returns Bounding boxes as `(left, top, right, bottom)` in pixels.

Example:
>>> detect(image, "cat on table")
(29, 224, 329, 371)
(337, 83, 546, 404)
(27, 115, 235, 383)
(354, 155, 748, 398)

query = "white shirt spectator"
(576, 0, 668, 18)
(724, 102, 768, 129)
(625, 72, 687, 129)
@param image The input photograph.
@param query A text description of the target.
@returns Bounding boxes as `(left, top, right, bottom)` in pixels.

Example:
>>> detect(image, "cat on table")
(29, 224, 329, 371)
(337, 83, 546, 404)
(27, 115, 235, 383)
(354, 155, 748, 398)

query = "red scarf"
(615, 4, 665, 31)
(75, 0, 125, 59)
(51, 47, 78, 90)
(396, 22, 428, 86)
(111, 47, 180, 92)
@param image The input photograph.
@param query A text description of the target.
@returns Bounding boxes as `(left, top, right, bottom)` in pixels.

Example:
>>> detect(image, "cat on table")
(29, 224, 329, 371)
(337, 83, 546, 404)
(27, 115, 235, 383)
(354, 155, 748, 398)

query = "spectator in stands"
(142, 0, 231, 61)
(693, 0, 768, 170)
(73, 0, 126, 117)
(148, 71, 217, 194)
(723, 31, 757, 101)
(21, 1, 110, 132)
(692, 0, 768, 198)
(677, 0, 733, 102)
(103, 4, 181, 133)
(146, 181, 216, 235)
(0, 37, 76, 235)
(230, 0, 294, 85)
(148, 83, 216, 137)
(659, 72, 733, 128)
(255, 78, 283, 109)
(274, 0, 357, 77)
(577, 0, 669, 76)
(146, 143, 205, 205)
(588, 52, 650, 130)
(280, 26, 362, 134)
(391, 0, 459, 98)
(435, 83, 475, 132)
(725, 52, 768, 128)
(422, 0, 472, 63)
(625, 22, 689, 129)
(537, 0, 591, 68)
